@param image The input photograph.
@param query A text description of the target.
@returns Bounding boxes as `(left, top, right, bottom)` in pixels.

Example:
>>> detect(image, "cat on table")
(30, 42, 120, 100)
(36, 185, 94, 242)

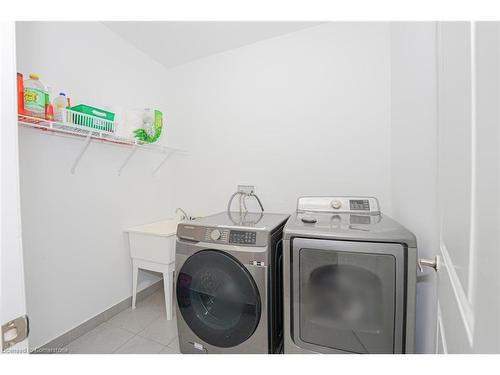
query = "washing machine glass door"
(291, 238, 405, 354)
(177, 249, 261, 348)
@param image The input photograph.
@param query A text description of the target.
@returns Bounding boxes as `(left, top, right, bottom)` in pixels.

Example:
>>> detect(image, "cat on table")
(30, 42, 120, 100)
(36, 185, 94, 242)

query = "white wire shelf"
(18, 113, 187, 176)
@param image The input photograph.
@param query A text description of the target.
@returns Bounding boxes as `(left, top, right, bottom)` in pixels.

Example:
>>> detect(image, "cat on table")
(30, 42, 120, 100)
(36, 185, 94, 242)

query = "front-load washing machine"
(176, 211, 289, 354)
(283, 196, 417, 354)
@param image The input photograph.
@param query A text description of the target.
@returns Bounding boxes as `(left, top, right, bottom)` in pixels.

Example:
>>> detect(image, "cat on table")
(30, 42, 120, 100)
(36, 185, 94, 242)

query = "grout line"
(167, 337, 179, 350)
(112, 332, 138, 354)
(135, 317, 178, 347)
(105, 313, 161, 336)
(113, 333, 175, 354)
(135, 315, 165, 337)
(167, 336, 178, 348)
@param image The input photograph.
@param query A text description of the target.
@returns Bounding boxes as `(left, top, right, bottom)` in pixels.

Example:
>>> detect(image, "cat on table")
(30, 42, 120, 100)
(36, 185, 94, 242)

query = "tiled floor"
(64, 288, 180, 354)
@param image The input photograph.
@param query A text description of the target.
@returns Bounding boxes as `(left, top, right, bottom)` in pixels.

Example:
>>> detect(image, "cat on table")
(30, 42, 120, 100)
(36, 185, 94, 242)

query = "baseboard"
(34, 280, 163, 353)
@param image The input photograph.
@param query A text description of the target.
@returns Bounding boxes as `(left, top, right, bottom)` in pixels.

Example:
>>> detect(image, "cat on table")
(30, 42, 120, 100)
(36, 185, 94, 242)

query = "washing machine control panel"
(229, 230, 257, 245)
(179, 225, 267, 246)
(202, 228, 257, 245)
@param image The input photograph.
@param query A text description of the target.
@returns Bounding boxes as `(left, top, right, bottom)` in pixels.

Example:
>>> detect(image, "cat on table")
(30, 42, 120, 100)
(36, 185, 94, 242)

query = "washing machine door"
(291, 238, 405, 354)
(176, 249, 262, 348)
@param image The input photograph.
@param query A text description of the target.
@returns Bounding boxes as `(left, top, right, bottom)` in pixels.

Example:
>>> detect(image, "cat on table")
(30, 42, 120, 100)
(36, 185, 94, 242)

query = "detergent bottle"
(53, 92, 68, 122)
(24, 73, 47, 118)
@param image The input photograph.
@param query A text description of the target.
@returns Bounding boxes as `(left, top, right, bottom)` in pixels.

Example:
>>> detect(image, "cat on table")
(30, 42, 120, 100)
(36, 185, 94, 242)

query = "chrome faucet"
(176, 207, 190, 221)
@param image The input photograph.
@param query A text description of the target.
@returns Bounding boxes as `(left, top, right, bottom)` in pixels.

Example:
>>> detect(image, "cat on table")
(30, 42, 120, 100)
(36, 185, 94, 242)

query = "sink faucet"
(176, 208, 190, 221)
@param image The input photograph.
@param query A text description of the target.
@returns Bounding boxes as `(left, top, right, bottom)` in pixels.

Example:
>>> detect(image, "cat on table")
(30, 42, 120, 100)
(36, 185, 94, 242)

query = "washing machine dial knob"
(331, 200, 342, 210)
(210, 229, 222, 241)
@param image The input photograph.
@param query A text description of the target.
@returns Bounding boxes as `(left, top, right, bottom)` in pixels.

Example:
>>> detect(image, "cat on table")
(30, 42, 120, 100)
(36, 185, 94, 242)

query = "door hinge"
(2, 315, 29, 351)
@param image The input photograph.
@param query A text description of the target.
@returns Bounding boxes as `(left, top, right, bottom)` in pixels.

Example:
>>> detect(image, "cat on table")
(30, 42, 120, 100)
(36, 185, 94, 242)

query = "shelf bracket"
(118, 144, 139, 176)
(152, 151, 174, 176)
(70, 134, 92, 174)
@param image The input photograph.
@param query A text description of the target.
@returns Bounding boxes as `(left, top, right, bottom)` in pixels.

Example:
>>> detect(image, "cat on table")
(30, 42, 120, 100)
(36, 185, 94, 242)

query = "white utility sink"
(125, 219, 178, 264)
(124, 218, 179, 320)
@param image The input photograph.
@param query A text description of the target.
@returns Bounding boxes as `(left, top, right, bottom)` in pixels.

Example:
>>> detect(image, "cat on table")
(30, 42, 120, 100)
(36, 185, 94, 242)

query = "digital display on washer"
(229, 230, 257, 245)
(350, 199, 370, 211)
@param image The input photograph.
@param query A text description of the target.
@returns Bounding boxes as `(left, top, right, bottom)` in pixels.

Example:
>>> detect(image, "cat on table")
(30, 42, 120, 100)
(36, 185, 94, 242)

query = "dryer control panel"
(297, 196, 380, 215)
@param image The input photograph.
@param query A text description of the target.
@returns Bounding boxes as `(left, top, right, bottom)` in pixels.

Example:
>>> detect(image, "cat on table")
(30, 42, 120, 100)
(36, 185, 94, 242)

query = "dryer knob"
(210, 229, 222, 241)
(331, 200, 342, 210)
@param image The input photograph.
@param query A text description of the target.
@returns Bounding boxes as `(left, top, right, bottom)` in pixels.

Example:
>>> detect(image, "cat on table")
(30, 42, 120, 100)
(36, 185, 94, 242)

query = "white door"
(436, 21, 500, 354)
(0, 21, 29, 353)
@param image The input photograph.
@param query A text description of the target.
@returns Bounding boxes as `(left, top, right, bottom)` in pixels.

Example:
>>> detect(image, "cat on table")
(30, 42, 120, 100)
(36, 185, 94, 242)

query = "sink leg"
(163, 268, 174, 320)
(132, 261, 139, 309)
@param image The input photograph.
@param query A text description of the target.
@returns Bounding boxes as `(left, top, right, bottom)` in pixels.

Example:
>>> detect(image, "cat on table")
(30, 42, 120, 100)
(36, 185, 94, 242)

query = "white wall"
(390, 22, 439, 353)
(16, 22, 176, 349)
(165, 23, 393, 217)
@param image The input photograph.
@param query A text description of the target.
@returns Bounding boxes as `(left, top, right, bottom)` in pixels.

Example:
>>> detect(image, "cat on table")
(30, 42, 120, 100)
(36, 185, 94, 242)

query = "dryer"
(176, 211, 289, 354)
(283, 196, 417, 354)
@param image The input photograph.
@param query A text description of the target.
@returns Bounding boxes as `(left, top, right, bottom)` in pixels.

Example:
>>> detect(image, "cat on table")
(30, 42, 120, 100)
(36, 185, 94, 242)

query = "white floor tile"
(168, 336, 180, 351)
(144, 289, 176, 319)
(138, 316, 177, 346)
(66, 322, 134, 354)
(159, 345, 180, 354)
(107, 303, 162, 334)
(142, 290, 166, 313)
(114, 335, 164, 354)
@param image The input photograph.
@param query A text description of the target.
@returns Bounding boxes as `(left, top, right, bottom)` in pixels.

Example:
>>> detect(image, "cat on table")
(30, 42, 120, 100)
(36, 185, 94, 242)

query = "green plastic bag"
(134, 109, 163, 143)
